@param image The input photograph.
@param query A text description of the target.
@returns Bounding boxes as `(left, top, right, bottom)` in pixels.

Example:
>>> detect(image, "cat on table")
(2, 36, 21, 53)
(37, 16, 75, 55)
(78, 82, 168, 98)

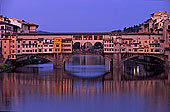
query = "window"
(39, 49, 42, 52)
(45, 49, 47, 52)
(12, 40, 15, 43)
(4, 40, 6, 43)
(56, 45, 59, 47)
(18, 50, 20, 53)
(145, 41, 147, 43)
(18, 45, 20, 48)
(151, 49, 153, 52)
(29, 41, 31, 44)
(12, 50, 15, 53)
(1, 26, 4, 30)
(4, 52, 6, 54)
(23, 50, 25, 52)
(49, 49, 52, 51)
(4, 46, 6, 48)
(155, 50, 160, 52)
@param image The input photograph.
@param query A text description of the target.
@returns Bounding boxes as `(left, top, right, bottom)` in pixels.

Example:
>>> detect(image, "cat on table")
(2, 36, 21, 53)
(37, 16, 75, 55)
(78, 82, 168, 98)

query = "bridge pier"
(112, 53, 123, 69)
(53, 54, 65, 69)
(112, 53, 123, 81)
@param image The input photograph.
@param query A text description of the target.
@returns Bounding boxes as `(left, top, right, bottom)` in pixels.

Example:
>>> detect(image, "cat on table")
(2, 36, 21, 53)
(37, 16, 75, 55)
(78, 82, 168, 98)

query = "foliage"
(112, 30, 122, 32)
(0, 63, 11, 69)
(124, 25, 141, 33)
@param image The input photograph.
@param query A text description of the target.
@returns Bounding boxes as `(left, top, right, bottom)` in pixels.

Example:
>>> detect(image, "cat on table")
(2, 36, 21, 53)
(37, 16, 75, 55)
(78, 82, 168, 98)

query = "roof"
(121, 33, 163, 35)
(29, 23, 39, 28)
(151, 11, 170, 16)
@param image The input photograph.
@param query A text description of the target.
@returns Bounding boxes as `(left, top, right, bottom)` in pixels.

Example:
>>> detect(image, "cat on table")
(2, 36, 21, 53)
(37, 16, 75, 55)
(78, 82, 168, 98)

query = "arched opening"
(73, 42, 81, 49)
(122, 56, 166, 79)
(83, 42, 93, 49)
(14, 56, 54, 74)
(65, 55, 110, 78)
(168, 25, 170, 29)
(94, 42, 103, 49)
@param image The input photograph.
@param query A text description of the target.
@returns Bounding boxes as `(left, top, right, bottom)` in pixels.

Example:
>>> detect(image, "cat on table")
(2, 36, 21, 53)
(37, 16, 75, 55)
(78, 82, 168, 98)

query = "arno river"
(0, 55, 170, 112)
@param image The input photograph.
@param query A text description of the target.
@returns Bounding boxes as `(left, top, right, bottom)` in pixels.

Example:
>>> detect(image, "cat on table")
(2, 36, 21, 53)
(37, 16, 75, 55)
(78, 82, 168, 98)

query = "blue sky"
(1, 0, 170, 32)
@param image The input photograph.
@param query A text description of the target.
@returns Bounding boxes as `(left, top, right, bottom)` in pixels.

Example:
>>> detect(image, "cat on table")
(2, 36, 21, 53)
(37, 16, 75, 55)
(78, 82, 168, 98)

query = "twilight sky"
(1, 0, 170, 32)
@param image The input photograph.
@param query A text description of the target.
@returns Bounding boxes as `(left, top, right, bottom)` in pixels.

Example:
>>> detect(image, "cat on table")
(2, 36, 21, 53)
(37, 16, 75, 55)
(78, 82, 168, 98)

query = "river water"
(0, 55, 170, 112)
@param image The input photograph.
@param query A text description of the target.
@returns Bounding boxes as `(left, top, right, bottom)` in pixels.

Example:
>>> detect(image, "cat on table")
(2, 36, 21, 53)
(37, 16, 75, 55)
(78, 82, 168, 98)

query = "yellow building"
(54, 37, 62, 53)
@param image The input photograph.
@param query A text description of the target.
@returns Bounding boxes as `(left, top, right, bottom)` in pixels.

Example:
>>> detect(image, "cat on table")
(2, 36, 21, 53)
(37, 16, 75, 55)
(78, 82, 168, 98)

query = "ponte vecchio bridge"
(2, 28, 170, 70)
(1, 11, 170, 78)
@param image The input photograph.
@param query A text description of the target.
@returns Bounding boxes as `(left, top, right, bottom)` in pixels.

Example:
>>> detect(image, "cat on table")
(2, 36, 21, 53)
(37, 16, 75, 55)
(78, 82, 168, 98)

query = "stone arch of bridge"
(121, 54, 168, 64)
(15, 54, 55, 64)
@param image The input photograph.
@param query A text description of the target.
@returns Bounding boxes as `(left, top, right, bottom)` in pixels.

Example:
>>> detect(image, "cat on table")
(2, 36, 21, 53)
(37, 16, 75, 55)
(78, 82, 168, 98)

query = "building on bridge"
(0, 15, 39, 55)
(1, 11, 170, 70)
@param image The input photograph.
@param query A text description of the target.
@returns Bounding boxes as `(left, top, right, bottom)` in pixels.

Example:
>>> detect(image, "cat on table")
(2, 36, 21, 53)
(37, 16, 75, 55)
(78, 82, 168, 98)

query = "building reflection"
(0, 71, 169, 110)
(123, 60, 167, 80)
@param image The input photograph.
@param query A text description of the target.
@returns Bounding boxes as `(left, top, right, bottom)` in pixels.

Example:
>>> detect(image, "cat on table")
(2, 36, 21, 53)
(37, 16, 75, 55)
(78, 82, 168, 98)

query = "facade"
(0, 15, 39, 55)
(103, 33, 165, 54)
(1, 11, 170, 61)
(62, 38, 72, 53)
(139, 11, 170, 34)
(54, 37, 62, 53)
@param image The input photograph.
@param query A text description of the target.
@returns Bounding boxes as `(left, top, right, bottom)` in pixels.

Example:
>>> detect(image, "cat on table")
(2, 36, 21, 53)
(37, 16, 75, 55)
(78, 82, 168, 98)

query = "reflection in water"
(0, 55, 170, 112)
(65, 55, 109, 77)
(123, 60, 166, 80)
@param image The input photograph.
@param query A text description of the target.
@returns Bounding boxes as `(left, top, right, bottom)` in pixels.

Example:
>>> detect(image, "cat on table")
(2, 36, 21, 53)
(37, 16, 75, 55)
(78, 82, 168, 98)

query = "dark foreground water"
(0, 55, 170, 112)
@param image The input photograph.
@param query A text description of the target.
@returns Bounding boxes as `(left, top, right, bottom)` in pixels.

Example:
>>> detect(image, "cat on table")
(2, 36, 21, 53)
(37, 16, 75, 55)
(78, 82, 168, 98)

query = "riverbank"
(0, 63, 14, 73)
